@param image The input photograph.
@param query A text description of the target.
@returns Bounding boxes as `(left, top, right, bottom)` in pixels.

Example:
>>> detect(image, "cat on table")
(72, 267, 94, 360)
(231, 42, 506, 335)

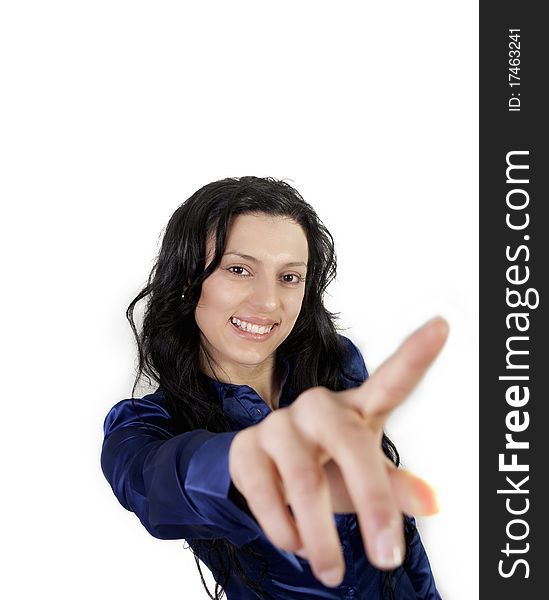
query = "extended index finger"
(350, 317, 449, 422)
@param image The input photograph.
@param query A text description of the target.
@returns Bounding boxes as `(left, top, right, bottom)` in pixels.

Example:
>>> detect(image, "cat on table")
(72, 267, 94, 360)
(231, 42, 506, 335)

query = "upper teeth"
(231, 317, 274, 335)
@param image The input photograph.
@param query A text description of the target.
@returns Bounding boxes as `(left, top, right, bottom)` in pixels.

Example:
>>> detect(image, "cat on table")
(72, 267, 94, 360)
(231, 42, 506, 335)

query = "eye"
(227, 265, 251, 277)
(226, 265, 305, 286)
(281, 273, 305, 285)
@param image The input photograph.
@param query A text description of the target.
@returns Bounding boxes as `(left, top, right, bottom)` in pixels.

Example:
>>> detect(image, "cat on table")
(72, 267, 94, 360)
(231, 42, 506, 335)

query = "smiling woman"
(196, 215, 309, 410)
(100, 176, 445, 599)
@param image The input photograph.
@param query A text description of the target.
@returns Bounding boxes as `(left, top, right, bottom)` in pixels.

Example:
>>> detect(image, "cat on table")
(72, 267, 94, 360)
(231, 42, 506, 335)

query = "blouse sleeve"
(100, 393, 263, 547)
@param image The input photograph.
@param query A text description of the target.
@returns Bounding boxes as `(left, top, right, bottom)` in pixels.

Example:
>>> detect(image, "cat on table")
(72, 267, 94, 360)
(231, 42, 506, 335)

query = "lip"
(229, 318, 279, 342)
(231, 315, 278, 326)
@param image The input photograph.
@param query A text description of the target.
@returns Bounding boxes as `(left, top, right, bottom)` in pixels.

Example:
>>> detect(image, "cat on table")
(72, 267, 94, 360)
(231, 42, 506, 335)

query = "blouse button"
(256, 408, 263, 415)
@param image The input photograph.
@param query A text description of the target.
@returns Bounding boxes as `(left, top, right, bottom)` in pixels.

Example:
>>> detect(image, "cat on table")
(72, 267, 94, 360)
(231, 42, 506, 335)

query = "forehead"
(210, 213, 309, 262)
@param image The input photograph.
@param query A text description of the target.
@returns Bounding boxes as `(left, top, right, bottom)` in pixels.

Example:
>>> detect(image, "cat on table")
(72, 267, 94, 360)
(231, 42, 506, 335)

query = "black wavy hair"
(126, 176, 416, 599)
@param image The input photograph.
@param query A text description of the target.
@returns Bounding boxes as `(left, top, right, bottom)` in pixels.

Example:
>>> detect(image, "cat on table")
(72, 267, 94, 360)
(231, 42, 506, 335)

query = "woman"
(100, 176, 447, 599)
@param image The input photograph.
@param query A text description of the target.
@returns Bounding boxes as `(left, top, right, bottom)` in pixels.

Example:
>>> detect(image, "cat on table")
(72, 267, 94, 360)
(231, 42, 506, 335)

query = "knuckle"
(257, 411, 294, 452)
(334, 413, 361, 433)
(294, 386, 332, 411)
(245, 478, 275, 506)
(326, 412, 366, 443)
(364, 504, 401, 532)
(234, 426, 258, 455)
(358, 479, 397, 512)
(291, 387, 340, 433)
(286, 463, 323, 496)
(264, 407, 291, 431)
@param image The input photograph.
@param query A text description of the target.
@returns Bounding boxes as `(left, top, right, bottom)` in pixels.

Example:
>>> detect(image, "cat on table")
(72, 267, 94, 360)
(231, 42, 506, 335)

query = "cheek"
(286, 290, 306, 323)
(197, 276, 243, 321)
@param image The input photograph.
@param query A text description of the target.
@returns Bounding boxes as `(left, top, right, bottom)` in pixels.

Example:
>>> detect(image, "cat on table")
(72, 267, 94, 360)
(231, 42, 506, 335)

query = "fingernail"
(375, 527, 403, 569)
(318, 567, 343, 587)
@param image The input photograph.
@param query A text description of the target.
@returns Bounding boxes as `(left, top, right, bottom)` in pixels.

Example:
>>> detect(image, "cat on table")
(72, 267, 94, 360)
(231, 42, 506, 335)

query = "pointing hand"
(229, 317, 449, 587)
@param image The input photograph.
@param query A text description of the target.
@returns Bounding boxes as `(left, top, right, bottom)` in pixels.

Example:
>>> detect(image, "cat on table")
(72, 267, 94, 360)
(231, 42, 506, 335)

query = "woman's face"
(195, 213, 308, 373)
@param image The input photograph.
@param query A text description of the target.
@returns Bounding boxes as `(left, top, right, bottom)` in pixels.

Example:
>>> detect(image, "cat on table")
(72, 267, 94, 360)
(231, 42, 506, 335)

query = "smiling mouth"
(230, 317, 277, 335)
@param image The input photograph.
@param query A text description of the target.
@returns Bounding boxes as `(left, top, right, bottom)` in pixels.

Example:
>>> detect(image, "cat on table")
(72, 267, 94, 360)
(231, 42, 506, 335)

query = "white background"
(1, 1, 478, 599)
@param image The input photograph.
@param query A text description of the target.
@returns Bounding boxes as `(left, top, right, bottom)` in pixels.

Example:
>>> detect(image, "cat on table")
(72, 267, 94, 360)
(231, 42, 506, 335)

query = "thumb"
(387, 466, 440, 517)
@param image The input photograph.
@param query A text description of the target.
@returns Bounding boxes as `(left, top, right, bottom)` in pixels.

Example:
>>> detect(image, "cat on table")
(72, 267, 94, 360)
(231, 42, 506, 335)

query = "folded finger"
(230, 434, 301, 552)
(324, 421, 405, 571)
(262, 413, 346, 588)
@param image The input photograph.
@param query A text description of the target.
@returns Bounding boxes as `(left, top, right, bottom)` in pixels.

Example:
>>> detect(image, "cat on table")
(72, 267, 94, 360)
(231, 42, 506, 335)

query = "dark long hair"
(126, 176, 416, 599)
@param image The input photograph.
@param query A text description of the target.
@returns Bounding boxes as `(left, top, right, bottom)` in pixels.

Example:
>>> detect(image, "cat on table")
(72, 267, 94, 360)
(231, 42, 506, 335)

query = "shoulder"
(102, 388, 173, 438)
(337, 334, 369, 388)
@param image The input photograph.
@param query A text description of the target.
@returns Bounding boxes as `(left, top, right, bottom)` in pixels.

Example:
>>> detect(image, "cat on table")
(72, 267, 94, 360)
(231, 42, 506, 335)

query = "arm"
(100, 393, 262, 547)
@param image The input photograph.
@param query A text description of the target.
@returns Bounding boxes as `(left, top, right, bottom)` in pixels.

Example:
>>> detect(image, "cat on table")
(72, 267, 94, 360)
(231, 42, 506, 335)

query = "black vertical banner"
(480, 2, 548, 598)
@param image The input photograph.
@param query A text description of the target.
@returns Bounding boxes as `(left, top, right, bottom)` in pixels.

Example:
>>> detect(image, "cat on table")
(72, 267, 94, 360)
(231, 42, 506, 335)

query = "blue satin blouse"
(101, 336, 441, 599)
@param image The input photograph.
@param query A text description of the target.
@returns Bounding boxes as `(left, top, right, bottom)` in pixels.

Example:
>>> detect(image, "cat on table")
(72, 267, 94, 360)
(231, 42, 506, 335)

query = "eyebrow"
(223, 252, 307, 269)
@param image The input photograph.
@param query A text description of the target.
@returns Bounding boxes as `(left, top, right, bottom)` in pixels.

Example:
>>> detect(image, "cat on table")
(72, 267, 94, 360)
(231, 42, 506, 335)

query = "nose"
(248, 273, 279, 313)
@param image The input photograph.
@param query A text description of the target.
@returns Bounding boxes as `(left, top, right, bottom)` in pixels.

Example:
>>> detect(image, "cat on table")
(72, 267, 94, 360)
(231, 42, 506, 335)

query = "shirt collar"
(200, 356, 293, 427)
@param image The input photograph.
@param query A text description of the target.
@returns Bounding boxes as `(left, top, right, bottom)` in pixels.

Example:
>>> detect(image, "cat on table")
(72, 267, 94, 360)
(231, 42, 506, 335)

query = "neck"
(200, 349, 283, 410)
